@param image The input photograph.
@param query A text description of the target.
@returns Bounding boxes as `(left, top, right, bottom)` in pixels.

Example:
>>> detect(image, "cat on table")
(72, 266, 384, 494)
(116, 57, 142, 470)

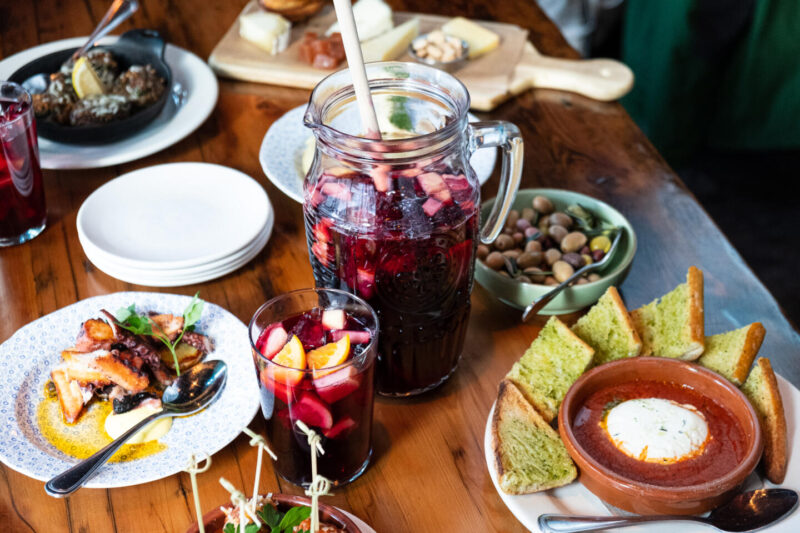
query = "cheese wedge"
(361, 18, 420, 63)
(239, 11, 291, 55)
(327, 0, 394, 42)
(441, 17, 499, 58)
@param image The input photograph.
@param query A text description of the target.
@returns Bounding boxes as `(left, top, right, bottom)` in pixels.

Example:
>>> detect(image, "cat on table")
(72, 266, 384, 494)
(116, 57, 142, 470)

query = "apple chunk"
(314, 365, 361, 404)
(321, 309, 346, 331)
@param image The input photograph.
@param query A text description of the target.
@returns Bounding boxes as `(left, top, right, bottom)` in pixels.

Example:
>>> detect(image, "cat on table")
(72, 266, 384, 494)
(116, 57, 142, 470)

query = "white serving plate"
(0, 292, 260, 488)
(484, 375, 800, 532)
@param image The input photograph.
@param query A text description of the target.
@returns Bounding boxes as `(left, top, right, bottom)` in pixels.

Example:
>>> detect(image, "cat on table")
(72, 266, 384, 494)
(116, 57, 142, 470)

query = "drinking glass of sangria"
(0, 81, 46, 246)
(302, 62, 523, 397)
(249, 288, 378, 487)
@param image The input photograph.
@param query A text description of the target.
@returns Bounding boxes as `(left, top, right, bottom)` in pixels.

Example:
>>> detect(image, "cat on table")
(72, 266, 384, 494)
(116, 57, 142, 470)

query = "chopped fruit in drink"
(443, 174, 470, 190)
(275, 408, 292, 429)
(307, 335, 350, 370)
(314, 365, 361, 403)
(331, 329, 371, 344)
(321, 309, 346, 330)
(356, 267, 376, 299)
(417, 172, 452, 203)
(289, 314, 327, 350)
(321, 181, 351, 200)
(323, 417, 357, 439)
(422, 197, 443, 216)
(260, 367, 296, 404)
(369, 166, 390, 192)
(258, 324, 289, 358)
(326, 167, 357, 178)
(291, 391, 333, 429)
(311, 241, 332, 267)
(267, 335, 306, 387)
(399, 167, 422, 178)
(313, 221, 331, 243)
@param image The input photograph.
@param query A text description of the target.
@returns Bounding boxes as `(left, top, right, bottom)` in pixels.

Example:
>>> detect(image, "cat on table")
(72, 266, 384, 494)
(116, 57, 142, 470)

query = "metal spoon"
(538, 489, 799, 533)
(521, 229, 623, 322)
(44, 359, 227, 497)
(22, 0, 139, 94)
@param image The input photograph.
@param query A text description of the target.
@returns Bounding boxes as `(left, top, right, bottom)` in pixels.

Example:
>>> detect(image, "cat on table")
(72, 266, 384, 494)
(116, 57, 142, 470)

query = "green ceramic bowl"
(475, 189, 637, 314)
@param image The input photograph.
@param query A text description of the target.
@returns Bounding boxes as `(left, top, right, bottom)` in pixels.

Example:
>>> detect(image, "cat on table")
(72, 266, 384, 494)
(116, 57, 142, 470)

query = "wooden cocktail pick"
(242, 427, 278, 510)
(220, 477, 262, 533)
(296, 420, 333, 532)
(184, 452, 212, 533)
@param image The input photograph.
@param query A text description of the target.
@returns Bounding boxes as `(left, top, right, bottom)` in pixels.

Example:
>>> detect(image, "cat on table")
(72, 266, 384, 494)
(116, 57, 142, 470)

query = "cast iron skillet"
(8, 29, 172, 144)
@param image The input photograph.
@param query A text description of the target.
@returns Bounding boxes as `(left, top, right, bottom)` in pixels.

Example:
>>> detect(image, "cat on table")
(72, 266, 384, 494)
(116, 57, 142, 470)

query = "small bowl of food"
(186, 493, 364, 533)
(9, 29, 171, 144)
(474, 188, 636, 314)
(409, 31, 469, 72)
(558, 357, 763, 515)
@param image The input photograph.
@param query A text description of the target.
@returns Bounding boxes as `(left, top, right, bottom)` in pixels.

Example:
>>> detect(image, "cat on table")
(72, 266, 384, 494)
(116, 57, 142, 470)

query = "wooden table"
(2, 1, 799, 531)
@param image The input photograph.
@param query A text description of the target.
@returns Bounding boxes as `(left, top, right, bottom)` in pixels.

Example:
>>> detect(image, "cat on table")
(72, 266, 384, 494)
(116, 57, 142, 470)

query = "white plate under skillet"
(0, 292, 260, 488)
(77, 162, 271, 270)
(484, 375, 800, 532)
(0, 35, 218, 170)
(259, 105, 499, 203)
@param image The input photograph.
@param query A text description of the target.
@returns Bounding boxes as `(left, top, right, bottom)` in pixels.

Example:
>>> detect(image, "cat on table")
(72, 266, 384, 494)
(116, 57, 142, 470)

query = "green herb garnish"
(388, 95, 413, 132)
(115, 293, 204, 376)
(566, 203, 597, 230)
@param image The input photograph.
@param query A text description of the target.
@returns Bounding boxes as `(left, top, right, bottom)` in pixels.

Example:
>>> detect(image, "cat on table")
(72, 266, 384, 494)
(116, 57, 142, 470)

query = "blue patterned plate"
(0, 292, 260, 488)
(260, 105, 499, 203)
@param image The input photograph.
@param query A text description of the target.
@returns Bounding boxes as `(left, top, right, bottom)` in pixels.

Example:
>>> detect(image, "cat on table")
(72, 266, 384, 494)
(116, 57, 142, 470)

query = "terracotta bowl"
(185, 494, 363, 533)
(558, 357, 763, 515)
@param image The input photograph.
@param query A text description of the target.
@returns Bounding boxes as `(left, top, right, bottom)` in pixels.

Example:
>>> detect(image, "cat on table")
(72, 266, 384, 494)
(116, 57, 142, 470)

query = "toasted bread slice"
(51, 368, 87, 424)
(572, 286, 642, 366)
(630, 266, 704, 360)
(741, 358, 787, 484)
(506, 316, 595, 422)
(492, 380, 577, 494)
(698, 323, 766, 385)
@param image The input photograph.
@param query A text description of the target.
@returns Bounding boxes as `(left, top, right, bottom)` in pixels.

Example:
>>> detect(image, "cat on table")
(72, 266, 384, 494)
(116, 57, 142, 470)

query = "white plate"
(0, 36, 218, 170)
(0, 292, 260, 488)
(484, 375, 800, 532)
(259, 105, 498, 203)
(81, 220, 272, 287)
(77, 163, 271, 269)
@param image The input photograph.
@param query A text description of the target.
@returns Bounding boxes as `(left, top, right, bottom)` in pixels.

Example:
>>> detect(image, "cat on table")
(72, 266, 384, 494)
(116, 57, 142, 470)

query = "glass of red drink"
(302, 62, 523, 396)
(249, 288, 379, 487)
(0, 81, 46, 246)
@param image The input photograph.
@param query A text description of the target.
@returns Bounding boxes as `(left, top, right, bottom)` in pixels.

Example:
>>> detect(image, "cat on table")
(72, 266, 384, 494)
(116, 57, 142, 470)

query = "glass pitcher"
(303, 62, 523, 397)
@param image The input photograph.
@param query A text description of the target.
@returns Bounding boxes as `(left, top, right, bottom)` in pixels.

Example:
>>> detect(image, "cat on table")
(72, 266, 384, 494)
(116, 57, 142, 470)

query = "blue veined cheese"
(602, 398, 710, 463)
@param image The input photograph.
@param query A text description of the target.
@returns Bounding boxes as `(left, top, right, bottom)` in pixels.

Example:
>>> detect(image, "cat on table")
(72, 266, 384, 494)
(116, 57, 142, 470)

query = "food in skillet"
(31, 48, 166, 127)
(220, 494, 347, 533)
(46, 295, 210, 429)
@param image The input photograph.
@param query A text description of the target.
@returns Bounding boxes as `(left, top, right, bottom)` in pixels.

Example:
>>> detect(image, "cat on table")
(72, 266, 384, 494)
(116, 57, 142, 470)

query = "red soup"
(572, 380, 747, 487)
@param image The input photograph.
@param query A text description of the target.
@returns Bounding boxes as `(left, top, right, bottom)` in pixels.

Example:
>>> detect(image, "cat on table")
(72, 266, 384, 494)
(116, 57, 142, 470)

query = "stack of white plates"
(77, 163, 273, 287)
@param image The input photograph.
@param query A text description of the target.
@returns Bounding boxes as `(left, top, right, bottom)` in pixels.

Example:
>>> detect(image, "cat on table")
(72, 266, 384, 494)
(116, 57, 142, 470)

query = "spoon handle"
(71, 0, 139, 61)
(538, 514, 706, 533)
(44, 410, 164, 497)
(522, 263, 594, 321)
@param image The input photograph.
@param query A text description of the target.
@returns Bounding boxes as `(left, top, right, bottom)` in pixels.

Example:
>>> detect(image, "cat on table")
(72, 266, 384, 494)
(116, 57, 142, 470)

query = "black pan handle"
(118, 29, 166, 60)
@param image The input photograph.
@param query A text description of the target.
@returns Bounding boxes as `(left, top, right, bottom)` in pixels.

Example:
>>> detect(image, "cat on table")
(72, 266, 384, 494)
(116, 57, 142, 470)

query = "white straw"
(332, 0, 382, 140)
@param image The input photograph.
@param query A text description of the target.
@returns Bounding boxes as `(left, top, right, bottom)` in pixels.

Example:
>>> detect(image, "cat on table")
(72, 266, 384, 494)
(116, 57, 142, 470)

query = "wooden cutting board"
(208, 2, 633, 111)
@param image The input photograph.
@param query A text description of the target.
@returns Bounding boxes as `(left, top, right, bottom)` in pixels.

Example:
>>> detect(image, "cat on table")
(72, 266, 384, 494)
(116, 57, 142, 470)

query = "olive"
(533, 195, 554, 214)
(524, 227, 539, 239)
(513, 232, 525, 244)
(498, 270, 510, 278)
(524, 240, 542, 253)
(502, 249, 521, 260)
(537, 215, 550, 233)
(590, 235, 611, 253)
(485, 251, 505, 270)
(552, 260, 575, 282)
(549, 212, 572, 229)
(521, 207, 536, 222)
(581, 253, 593, 266)
(575, 277, 589, 285)
(494, 234, 514, 251)
(517, 251, 542, 269)
(561, 231, 588, 253)
(592, 249, 605, 262)
(507, 209, 520, 228)
(516, 218, 532, 231)
(580, 245, 591, 256)
(548, 224, 568, 244)
(524, 267, 547, 283)
(562, 252, 584, 270)
(503, 227, 514, 235)
(544, 248, 562, 266)
(517, 275, 532, 284)
(477, 244, 490, 260)
(544, 276, 559, 286)
(588, 273, 602, 282)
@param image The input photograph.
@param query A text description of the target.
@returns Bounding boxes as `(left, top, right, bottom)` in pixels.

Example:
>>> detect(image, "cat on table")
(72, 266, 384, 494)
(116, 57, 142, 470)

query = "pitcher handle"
(468, 121, 524, 244)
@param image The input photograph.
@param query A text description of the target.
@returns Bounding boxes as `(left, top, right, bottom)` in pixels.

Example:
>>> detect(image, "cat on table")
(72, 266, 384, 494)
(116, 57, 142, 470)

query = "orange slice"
(307, 335, 350, 370)
(269, 335, 306, 385)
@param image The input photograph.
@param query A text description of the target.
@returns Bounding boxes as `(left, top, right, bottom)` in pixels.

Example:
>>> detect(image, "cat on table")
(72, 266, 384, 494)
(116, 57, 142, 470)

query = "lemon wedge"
(71, 56, 105, 98)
